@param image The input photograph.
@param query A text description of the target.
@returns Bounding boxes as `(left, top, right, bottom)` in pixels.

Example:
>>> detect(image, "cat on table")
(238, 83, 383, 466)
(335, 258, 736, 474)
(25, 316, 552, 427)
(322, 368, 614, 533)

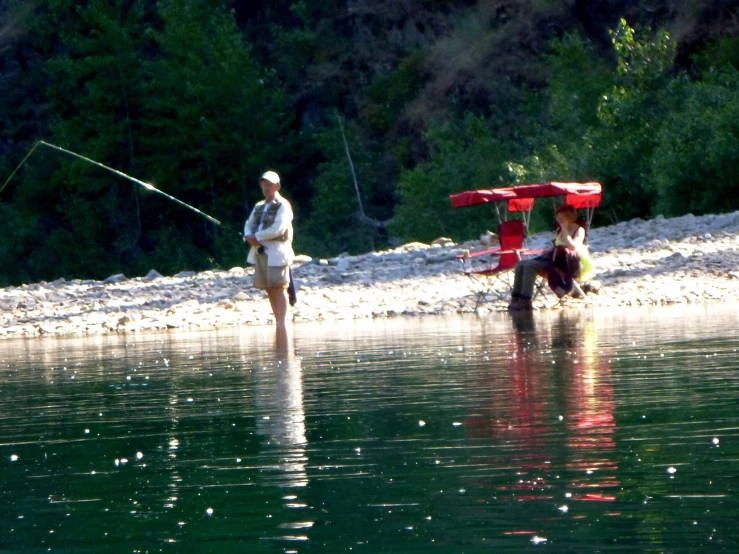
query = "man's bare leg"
(266, 286, 289, 327)
(274, 322, 291, 353)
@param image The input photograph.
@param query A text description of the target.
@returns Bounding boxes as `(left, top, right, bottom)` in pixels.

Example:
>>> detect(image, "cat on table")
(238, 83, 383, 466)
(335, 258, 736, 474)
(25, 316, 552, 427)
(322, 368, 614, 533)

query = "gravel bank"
(1, 211, 738, 339)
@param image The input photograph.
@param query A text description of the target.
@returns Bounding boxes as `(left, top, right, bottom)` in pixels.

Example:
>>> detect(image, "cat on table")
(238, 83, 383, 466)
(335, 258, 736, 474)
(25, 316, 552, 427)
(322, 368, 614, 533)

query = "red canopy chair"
(449, 190, 540, 308)
(449, 182, 602, 308)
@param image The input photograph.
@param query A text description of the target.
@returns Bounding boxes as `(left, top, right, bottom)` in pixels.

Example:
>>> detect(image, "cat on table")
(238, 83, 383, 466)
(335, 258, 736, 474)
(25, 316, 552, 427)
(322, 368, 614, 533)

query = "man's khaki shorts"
(253, 253, 289, 290)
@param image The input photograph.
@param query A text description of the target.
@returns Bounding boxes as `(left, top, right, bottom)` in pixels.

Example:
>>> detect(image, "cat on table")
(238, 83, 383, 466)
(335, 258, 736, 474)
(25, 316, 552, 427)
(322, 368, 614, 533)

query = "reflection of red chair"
(459, 220, 542, 308)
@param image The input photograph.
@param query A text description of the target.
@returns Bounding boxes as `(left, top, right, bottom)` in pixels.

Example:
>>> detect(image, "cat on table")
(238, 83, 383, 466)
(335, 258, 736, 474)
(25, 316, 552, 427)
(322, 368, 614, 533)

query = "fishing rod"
(1, 140, 224, 228)
(2, 140, 297, 302)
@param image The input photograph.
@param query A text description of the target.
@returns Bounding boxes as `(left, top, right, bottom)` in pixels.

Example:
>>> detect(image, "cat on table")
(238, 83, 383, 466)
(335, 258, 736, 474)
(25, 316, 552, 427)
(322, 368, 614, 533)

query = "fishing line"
(3, 140, 296, 300)
(0, 141, 42, 196)
(1, 140, 223, 226)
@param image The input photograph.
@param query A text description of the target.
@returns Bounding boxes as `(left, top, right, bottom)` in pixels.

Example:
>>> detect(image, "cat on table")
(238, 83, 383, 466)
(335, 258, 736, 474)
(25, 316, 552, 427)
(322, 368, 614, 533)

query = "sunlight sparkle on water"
(3, 306, 739, 552)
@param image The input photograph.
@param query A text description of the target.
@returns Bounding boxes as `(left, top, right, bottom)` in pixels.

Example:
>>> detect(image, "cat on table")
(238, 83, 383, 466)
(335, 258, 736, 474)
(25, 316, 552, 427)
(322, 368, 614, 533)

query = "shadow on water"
(0, 303, 738, 552)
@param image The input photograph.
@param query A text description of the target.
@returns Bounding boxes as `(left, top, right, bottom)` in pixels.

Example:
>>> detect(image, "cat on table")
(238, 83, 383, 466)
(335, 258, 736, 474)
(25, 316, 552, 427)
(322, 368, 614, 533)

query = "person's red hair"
(556, 203, 577, 221)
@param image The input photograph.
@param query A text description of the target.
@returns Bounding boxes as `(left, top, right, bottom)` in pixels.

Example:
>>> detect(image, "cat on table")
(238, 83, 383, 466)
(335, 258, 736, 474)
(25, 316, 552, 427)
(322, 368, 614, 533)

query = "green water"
(1, 304, 738, 553)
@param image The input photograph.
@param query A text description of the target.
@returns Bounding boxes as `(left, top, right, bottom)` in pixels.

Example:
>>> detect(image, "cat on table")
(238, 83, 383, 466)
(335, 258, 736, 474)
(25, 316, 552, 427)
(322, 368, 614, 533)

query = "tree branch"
(336, 109, 392, 230)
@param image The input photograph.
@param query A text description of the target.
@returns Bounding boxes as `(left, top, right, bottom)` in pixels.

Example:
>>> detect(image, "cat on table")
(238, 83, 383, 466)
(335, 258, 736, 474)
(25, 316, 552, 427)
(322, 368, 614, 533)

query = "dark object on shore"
(288, 268, 298, 306)
(582, 281, 601, 295)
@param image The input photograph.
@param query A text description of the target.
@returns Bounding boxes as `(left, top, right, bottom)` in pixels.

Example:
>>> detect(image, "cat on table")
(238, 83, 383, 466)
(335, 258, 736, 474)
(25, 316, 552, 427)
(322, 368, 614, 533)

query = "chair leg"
(532, 275, 553, 308)
(531, 275, 591, 309)
(467, 274, 493, 310)
(572, 280, 586, 299)
(475, 285, 501, 310)
(474, 291, 486, 310)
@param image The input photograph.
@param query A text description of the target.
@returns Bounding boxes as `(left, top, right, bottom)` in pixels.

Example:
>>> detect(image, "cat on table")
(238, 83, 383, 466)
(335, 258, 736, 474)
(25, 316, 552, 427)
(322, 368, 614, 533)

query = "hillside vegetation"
(0, 0, 738, 286)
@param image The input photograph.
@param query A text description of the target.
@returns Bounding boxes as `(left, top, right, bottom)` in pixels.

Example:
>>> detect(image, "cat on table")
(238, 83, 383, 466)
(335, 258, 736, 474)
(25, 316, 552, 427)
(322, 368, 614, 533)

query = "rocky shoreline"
(1, 211, 738, 340)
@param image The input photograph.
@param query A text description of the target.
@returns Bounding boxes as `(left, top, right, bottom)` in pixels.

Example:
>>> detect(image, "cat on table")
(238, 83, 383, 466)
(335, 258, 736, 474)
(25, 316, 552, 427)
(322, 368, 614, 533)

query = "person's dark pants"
(511, 257, 551, 300)
(287, 268, 297, 306)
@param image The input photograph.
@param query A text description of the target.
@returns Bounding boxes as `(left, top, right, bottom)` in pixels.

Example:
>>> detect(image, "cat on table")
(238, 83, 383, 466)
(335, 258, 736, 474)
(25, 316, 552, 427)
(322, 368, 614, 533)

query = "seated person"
(508, 204, 593, 311)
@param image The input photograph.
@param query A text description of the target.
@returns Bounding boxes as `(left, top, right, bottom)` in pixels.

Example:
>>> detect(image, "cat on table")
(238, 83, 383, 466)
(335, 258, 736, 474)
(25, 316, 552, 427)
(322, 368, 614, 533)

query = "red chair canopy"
(510, 182, 601, 200)
(508, 198, 535, 213)
(565, 192, 602, 209)
(450, 182, 601, 209)
(449, 188, 517, 209)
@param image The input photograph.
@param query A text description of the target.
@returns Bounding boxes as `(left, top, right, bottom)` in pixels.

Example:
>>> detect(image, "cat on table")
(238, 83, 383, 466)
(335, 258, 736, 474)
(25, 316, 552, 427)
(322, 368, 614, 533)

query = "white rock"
(431, 237, 455, 247)
(335, 259, 351, 272)
(399, 242, 429, 252)
(143, 270, 163, 282)
(103, 274, 127, 284)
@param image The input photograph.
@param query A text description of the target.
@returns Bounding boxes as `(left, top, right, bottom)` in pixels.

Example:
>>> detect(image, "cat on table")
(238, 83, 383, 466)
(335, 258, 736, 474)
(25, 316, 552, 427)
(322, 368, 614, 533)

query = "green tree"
(519, 22, 682, 225)
(299, 113, 388, 257)
(532, 33, 613, 182)
(587, 19, 679, 221)
(2, 0, 293, 284)
(651, 66, 739, 216)
(390, 114, 518, 244)
(14, 0, 153, 280)
(141, 0, 292, 271)
(546, 34, 612, 135)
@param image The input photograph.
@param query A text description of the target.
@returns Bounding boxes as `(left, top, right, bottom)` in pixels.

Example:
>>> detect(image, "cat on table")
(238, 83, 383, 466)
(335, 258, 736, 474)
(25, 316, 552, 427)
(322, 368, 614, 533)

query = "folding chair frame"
(463, 249, 526, 309)
(458, 219, 541, 309)
(533, 269, 589, 308)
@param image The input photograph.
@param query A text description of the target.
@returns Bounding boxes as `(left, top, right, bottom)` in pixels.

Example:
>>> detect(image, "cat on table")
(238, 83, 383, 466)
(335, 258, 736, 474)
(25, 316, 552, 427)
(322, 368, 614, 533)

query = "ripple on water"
(0, 305, 738, 551)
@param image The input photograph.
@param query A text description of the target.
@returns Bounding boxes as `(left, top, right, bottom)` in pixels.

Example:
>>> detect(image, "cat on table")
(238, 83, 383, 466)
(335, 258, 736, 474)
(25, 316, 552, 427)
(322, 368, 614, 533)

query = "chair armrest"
(456, 247, 546, 260)
(519, 248, 545, 257)
(455, 247, 503, 260)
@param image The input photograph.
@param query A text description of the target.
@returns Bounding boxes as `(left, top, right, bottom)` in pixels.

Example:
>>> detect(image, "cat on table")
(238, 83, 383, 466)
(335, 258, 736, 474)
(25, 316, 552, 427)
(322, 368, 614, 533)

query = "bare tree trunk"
(335, 110, 391, 236)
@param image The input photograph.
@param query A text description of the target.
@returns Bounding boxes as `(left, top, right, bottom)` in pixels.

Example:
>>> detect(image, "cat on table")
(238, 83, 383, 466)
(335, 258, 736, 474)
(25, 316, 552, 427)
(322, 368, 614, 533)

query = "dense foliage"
(1, 0, 738, 286)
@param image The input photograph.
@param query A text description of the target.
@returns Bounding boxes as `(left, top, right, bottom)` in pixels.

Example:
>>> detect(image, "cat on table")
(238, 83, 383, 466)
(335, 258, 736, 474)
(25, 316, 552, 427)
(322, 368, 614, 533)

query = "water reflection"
(465, 311, 619, 537)
(557, 313, 619, 504)
(2, 305, 739, 551)
(255, 327, 308, 488)
(253, 327, 313, 546)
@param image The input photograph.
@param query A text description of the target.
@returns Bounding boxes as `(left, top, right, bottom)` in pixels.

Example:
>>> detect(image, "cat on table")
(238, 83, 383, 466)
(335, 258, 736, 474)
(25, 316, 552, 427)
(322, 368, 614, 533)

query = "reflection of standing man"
(244, 170, 295, 328)
(256, 326, 309, 489)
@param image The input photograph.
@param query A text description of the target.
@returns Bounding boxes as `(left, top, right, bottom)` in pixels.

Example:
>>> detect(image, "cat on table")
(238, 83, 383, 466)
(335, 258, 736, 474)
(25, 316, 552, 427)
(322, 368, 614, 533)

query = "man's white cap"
(260, 170, 280, 184)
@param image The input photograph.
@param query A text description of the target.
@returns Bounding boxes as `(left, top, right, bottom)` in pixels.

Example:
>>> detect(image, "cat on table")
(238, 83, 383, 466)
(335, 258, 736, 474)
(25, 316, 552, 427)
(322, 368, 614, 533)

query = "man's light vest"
(251, 198, 291, 242)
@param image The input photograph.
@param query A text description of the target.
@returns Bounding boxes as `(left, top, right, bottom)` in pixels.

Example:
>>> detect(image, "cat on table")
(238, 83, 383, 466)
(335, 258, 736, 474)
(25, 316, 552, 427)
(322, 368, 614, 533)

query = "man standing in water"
(244, 170, 295, 328)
